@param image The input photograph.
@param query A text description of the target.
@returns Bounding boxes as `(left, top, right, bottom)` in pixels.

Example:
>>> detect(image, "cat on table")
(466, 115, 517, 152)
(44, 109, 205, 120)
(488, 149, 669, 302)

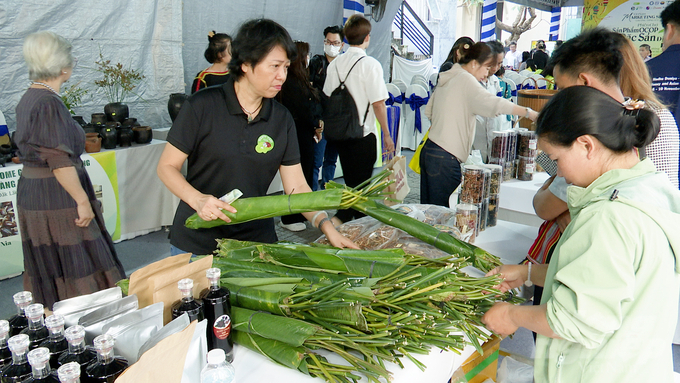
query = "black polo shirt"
(167, 75, 300, 255)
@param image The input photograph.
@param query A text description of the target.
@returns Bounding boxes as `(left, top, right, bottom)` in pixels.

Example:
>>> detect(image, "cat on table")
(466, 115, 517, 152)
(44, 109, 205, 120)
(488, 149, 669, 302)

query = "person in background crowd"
(518, 51, 534, 71)
(422, 42, 538, 207)
(191, 31, 232, 94)
(648, 0, 680, 125)
(553, 39, 563, 53)
(483, 85, 680, 383)
(323, 15, 395, 225)
(277, 41, 324, 232)
(15, 31, 125, 308)
(532, 40, 549, 70)
(473, 40, 509, 161)
(639, 43, 652, 62)
(158, 19, 356, 255)
(439, 36, 475, 73)
(502, 41, 522, 70)
(309, 26, 344, 191)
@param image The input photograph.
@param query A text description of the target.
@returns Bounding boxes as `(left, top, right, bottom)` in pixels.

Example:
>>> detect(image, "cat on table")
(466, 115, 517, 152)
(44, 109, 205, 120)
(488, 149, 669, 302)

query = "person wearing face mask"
(422, 42, 538, 206)
(309, 26, 344, 191)
(276, 41, 324, 232)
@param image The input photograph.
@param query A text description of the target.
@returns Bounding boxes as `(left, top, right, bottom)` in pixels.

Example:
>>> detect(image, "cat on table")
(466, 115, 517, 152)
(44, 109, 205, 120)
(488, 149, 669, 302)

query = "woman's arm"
(53, 166, 94, 227)
(279, 164, 359, 249)
(157, 142, 236, 222)
(486, 263, 549, 290)
(533, 176, 569, 220)
(482, 303, 560, 338)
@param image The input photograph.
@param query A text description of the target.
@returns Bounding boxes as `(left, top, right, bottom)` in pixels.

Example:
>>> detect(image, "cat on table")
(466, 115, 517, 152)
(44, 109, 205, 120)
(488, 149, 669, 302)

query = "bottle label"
(213, 315, 231, 340)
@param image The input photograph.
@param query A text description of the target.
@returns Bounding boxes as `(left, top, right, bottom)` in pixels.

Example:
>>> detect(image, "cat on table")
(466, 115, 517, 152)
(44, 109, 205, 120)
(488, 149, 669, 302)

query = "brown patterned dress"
(14, 88, 125, 309)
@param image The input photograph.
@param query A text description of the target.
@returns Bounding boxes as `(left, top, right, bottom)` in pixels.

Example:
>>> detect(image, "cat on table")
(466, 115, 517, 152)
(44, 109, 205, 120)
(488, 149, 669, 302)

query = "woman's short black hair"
(204, 31, 231, 64)
(443, 36, 475, 65)
(536, 86, 660, 153)
(228, 19, 297, 79)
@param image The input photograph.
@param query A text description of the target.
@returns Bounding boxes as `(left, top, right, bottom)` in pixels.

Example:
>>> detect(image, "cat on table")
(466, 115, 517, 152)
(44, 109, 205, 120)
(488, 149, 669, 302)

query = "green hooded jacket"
(536, 159, 680, 383)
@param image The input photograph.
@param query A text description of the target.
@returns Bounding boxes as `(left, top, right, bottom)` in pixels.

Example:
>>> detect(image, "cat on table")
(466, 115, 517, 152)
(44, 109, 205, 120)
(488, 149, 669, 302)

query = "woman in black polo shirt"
(158, 19, 357, 255)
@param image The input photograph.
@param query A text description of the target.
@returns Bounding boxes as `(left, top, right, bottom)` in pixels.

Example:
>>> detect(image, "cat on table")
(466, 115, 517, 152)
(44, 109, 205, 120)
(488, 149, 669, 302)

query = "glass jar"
(487, 195, 499, 228)
(455, 204, 478, 244)
(518, 130, 538, 157)
(485, 165, 503, 195)
(517, 156, 536, 181)
(460, 165, 485, 204)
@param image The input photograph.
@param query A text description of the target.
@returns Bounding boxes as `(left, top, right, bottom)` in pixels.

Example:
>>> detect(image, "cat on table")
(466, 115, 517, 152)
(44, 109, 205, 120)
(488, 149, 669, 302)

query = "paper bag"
(128, 253, 192, 308)
(148, 255, 213, 324)
(114, 320, 197, 383)
(384, 155, 410, 206)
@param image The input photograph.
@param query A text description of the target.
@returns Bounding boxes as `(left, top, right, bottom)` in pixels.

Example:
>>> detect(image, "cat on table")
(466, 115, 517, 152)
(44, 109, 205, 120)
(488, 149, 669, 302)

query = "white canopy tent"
(0, 0, 402, 130)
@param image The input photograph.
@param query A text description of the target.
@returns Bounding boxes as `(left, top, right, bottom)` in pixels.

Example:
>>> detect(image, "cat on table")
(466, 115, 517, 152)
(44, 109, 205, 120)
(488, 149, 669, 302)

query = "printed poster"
(0, 151, 119, 279)
(583, 0, 667, 56)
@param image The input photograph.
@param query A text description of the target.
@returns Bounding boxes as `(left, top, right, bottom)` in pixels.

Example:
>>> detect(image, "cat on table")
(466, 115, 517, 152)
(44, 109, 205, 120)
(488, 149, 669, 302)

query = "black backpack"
(322, 57, 370, 141)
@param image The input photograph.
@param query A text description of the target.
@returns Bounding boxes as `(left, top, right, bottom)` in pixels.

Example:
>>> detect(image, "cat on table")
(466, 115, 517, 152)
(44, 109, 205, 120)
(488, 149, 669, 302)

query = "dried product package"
(517, 156, 536, 181)
(102, 302, 164, 364)
(137, 313, 190, 360)
(455, 204, 478, 244)
(78, 295, 139, 344)
(485, 164, 503, 194)
(487, 194, 499, 228)
(53, 287, 123, 328)
(128, 253, 192, 309)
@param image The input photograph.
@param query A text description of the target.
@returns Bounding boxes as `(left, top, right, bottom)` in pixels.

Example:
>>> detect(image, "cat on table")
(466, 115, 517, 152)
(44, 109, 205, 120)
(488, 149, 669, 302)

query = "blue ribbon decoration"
(404, 93, 429, 133)
(385, 92, 404, 106)
(384, 106, 401, 162)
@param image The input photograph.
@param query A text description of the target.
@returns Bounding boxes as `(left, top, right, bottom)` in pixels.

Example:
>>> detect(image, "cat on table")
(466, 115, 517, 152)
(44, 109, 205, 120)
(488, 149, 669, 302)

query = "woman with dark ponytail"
(482, 86, 680, 383)
(191, 31, 232, 93)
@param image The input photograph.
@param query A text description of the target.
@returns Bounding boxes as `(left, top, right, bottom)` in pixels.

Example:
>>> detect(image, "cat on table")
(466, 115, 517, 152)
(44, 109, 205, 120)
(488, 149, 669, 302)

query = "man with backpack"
(309, 25, 344, 191)
(323, 14, 394, 225)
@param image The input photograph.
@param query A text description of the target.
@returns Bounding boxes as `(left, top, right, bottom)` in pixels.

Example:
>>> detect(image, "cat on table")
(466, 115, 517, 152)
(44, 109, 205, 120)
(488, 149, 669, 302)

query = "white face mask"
(324, 44, 341, 58)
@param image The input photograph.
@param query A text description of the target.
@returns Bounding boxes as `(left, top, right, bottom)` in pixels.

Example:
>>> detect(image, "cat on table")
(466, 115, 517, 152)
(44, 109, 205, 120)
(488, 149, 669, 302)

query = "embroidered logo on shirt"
(255, 135, 274, 153)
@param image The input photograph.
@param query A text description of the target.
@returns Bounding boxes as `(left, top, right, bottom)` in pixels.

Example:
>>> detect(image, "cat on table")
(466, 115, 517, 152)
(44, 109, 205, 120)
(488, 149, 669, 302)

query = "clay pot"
(105, 102, 129, 123)
(72, 116, 87, 127)
(85, 133, 102, 153)
(11, 157, 20, 164)
(101, 127, 118, 149)
(91, 113, 107, 125)
(0, 144, 11, 155)
(83, 124, 97, 134)
(133, 126, 153, 144)
(168, 93, 189, 122)
(122, 118, 140, 129)
(118, 127, 133, 147)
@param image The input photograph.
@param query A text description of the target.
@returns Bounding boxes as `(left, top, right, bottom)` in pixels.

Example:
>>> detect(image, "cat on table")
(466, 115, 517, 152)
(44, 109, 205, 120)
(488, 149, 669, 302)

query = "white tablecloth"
(227, 219, 538, 382)
(497, 172, 550, 227)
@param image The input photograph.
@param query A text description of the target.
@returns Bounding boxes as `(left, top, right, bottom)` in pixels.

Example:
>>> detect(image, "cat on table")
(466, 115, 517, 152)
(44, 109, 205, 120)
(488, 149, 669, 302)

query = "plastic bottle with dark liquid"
(171, 278, 204, 323)
(1, 334, 32, 382)
(0, 320, 11, 369)
(8, 291, 32, 336)
(25, 347, 59, 382)
(200, 268, 234, 363)
(84, 334, 128, 382)
(57, 325, 96, 379)
(20, 304, 49, 350)
(57, 362, 81, 383)
(39, 315, 68, 369)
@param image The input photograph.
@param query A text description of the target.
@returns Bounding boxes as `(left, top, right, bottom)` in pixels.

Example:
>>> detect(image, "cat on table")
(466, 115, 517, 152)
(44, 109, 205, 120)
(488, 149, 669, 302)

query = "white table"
(497, 172, 550, 227)
(228, 219, 538, 382)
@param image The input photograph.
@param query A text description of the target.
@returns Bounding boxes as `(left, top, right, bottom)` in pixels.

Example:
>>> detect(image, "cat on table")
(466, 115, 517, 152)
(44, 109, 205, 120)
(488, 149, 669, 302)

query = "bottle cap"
(178, 278, 194, 292)
(0, 319, 9, 337)
(25, 303, 44, 320)
(45, 314, 65, 330)
(64, 325, 86, 343)
(93, 334, 115, 353)
(13, 291, 33, 308)
(27, 347, 51, 368)
(206, 268, 221, 281)
(207, 348, 226, 365)
(8, 334, 30, 353)
(57, 362, 81, 380)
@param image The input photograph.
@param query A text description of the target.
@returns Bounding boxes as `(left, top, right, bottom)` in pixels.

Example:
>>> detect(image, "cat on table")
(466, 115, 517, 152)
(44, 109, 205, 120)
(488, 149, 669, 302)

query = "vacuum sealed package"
(78, 295, 139, 344)
(102, 302, 164, 364)
(137, 313, 190, 360)
(180, 319, 208, 383)
(53, 287, 123, 328)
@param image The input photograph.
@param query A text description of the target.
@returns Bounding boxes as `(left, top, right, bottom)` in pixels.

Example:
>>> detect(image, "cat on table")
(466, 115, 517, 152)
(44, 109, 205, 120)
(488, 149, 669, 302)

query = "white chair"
(519, 69, 534, 77)
(410, 74, 428, 85)
(428, 73, 438, 91)
(504, 70, 521, 84)
(503, 78, 518, 104)
(402, 83, 430, 151)
(392, 79, 408, 96)
(530, 73, 547, 89)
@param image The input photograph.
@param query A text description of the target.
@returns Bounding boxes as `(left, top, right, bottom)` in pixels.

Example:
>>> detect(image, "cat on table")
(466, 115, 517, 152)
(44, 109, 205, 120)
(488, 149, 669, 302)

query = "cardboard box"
(453, 335, 501, 383)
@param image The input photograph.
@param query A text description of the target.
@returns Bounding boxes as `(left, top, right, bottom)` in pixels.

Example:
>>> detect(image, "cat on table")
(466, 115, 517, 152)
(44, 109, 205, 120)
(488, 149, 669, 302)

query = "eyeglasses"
(324, 39, 342, 47)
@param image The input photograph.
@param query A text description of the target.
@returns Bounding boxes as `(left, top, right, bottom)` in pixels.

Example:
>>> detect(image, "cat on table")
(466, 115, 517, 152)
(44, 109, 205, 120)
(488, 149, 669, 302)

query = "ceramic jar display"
(168, 93, 189, 122)
(104, 102, 129, 123)
(133, 126, 152, 144)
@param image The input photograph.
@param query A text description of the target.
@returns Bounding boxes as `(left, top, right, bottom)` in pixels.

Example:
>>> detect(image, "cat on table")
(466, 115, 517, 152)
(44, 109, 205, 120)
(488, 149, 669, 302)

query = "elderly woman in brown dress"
(15, 31, 125, 308)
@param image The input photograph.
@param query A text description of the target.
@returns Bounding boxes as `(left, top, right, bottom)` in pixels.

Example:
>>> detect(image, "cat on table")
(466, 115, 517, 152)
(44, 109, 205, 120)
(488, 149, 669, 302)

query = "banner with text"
(583, 0, 666, 56)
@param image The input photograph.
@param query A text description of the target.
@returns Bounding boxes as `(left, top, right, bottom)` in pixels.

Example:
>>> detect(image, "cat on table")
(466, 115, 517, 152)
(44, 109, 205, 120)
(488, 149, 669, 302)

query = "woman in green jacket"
(482, 86, 680, 383)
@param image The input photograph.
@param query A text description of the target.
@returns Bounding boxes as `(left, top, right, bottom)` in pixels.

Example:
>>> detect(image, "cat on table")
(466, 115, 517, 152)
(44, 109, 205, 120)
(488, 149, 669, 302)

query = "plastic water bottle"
(200, 349, 235, 383)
